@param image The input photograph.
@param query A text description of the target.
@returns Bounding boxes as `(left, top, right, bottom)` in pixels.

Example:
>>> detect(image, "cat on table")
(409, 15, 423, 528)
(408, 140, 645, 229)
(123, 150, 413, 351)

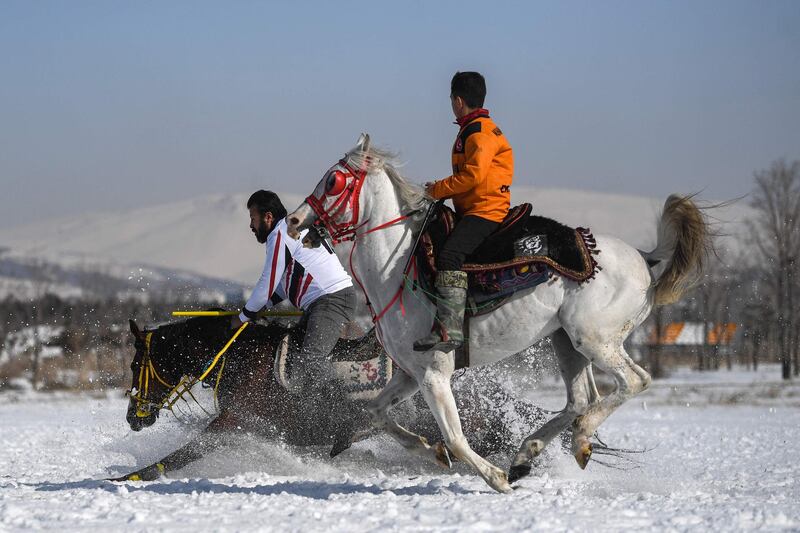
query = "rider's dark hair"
(247, 190, 287, 220)
(451, 71, 486, 109)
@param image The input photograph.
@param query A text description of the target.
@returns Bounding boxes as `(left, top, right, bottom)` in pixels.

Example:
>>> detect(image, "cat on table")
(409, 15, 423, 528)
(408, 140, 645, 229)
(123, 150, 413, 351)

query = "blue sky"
(1, 0, 798, 227)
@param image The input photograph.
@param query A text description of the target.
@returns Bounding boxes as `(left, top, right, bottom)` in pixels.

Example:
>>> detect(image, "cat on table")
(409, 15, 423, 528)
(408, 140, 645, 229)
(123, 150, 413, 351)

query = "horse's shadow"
(32, 476, 479, 499)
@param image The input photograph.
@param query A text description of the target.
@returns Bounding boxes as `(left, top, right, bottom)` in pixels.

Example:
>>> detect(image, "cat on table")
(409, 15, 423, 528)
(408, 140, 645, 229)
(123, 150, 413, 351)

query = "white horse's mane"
(345, 146, 430, 214)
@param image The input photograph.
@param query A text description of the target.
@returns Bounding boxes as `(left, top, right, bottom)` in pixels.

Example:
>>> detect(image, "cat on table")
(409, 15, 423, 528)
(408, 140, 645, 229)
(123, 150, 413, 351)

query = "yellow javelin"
(171, 310, 303, 317)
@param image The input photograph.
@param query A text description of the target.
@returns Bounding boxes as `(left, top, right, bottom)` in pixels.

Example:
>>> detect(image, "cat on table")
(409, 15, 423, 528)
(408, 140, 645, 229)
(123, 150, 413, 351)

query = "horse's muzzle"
(126, 403, 156, 431)
(285, 204, 315, 240)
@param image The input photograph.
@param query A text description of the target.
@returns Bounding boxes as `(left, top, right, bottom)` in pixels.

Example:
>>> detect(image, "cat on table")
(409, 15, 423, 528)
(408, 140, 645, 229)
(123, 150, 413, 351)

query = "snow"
(0, 276, 85, 301)
(0, 325, 64, 366)
(1, 367, 798, 532)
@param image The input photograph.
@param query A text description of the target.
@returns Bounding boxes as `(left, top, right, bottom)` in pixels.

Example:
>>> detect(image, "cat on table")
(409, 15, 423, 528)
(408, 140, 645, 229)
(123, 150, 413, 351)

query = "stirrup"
(429, 338, 463, 353)
(413, 328, 463, 352)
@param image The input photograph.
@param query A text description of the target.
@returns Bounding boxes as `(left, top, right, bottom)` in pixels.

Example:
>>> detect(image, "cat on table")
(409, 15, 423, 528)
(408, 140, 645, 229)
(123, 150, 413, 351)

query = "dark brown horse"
(115, 315, 550, 481)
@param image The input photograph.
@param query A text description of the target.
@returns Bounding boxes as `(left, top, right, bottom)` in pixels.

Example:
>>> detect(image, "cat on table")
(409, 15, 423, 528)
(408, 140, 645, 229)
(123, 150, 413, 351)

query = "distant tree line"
(0, 295, 222, 390)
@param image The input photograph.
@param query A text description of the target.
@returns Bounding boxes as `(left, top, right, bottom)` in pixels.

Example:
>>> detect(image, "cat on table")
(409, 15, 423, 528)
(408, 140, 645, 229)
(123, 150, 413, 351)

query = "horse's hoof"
(575, 442, 593, 470)
(434, 442, 452, 469)
(493, 473, 514, 494)
(329, 438, 352, 458)
(109, 462, 165, 482)
(527, 439, 545, 457)
(508, 464, 532, 484)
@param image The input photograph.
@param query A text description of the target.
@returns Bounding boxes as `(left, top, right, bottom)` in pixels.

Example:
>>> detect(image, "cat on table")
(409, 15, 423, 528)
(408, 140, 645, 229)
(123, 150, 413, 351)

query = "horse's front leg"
(109, 410, 237, 481)
(365, 367, 451, 468)
(417, 352, 512, 493)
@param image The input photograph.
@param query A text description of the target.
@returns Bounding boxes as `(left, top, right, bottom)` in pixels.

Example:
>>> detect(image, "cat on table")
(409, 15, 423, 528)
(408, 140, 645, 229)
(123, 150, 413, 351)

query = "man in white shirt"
(231, 190, 356, 396)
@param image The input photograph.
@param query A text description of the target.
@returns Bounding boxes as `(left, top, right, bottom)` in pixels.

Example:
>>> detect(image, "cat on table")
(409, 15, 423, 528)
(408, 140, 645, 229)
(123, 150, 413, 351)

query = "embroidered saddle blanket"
(273, 326, 392, 401)
(415, 202, 601, 316)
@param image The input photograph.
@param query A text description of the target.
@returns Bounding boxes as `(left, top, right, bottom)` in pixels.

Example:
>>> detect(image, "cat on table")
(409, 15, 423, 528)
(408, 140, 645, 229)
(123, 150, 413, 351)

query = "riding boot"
(413, 270, 468, 352)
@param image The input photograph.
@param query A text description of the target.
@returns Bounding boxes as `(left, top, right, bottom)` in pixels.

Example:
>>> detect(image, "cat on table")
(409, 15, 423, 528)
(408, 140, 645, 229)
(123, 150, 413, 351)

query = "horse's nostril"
(289, 217, 299, 226)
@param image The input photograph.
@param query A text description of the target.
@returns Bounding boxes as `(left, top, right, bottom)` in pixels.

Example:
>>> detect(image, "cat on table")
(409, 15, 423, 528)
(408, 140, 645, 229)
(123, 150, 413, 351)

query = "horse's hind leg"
(508, 328, 596, 483)
(569, 338, 651, 469)
(418, 360, 512, 493)
(366, 367, 451, 468)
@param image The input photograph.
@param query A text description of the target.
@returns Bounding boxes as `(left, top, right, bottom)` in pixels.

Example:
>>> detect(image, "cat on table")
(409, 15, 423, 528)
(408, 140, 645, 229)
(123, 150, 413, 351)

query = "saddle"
(273, 325, 392, 401)
(415, 202, 600, 316)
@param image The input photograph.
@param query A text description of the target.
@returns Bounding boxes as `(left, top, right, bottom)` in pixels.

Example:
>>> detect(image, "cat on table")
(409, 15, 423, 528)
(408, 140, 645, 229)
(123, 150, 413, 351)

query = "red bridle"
(304, 158, 369, 244)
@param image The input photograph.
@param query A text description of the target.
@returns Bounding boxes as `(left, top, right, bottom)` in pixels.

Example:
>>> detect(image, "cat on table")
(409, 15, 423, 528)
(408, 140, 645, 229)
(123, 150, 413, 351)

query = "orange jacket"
(428, 109, 513, 223)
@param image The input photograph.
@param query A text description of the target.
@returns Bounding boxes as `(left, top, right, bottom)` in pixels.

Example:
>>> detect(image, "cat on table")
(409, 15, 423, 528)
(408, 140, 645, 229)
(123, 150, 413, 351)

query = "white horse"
(286, 134, 710, 493)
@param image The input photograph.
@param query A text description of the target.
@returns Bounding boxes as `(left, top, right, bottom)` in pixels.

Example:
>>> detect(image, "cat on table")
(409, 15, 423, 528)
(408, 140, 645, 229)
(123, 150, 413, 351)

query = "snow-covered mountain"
(0, 188, 753, 299)
(0, 246, 246, 301)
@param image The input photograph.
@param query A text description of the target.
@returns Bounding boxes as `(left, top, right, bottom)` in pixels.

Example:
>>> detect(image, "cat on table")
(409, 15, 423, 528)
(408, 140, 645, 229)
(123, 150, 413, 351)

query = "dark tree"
(748, 159, 800, 380)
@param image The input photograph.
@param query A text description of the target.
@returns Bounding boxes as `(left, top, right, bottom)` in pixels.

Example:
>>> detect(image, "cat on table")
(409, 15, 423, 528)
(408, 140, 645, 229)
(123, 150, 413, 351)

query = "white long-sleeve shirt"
(239, 219, 352, 321)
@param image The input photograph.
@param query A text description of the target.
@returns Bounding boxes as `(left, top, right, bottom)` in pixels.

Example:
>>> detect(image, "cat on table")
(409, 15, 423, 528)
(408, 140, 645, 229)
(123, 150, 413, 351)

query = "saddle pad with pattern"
(273, 327, 392, 401)
(417, 202, 600, 282)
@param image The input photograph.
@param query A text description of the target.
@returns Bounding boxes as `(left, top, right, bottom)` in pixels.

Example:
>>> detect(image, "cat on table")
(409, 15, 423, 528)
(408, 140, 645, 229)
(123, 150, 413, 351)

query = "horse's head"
(286, 133, 374, 245)
(125, 315, 275, 431)
(125, 319, 181, 431)
(287, 134, 430, 248)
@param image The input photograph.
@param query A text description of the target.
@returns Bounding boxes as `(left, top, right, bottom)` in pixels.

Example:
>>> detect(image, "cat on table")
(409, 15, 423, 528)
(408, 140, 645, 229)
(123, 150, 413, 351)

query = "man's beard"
(254, 221, 271, 243)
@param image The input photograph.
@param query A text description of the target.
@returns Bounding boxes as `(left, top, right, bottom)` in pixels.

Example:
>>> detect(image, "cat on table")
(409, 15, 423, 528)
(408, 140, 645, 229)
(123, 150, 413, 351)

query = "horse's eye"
(325, 171, 347, 196)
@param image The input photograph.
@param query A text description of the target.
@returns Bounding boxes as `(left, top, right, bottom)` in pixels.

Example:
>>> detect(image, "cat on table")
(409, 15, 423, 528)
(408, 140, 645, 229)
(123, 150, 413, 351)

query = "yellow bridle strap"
(143, 333, 172, 388)
(197, 322, 249, 381)
(134, 332, 178, 417)
(213, 357, 226, 411)
(137, 358, 146, 395)
(161, 376, 213, 418)
(147, 358, 172, 388)
(163, 377, 194, 410)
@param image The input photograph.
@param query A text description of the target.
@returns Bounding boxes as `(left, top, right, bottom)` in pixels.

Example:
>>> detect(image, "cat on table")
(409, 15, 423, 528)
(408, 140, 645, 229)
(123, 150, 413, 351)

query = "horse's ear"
(356, 133, 370, 153)
(129, 319, 144, 341)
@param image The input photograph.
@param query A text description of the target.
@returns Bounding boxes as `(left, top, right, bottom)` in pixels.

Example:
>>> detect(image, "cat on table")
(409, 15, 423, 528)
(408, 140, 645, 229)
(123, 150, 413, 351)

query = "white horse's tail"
(642, 194, 712, 306)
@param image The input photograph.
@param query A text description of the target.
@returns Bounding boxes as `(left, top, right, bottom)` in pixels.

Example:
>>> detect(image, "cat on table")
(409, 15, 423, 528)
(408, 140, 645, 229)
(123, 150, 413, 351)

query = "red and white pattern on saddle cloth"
(335, 357, 393, 401)
(272, 333, 392, 401)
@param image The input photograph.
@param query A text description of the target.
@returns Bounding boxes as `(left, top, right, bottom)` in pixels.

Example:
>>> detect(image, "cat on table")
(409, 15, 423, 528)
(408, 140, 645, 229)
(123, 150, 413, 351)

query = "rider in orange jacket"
(414, 72, 514, 352)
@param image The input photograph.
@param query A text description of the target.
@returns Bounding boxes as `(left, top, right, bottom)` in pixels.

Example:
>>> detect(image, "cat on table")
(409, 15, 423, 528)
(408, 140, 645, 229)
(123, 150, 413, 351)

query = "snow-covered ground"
(1, 366, 798, 532)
